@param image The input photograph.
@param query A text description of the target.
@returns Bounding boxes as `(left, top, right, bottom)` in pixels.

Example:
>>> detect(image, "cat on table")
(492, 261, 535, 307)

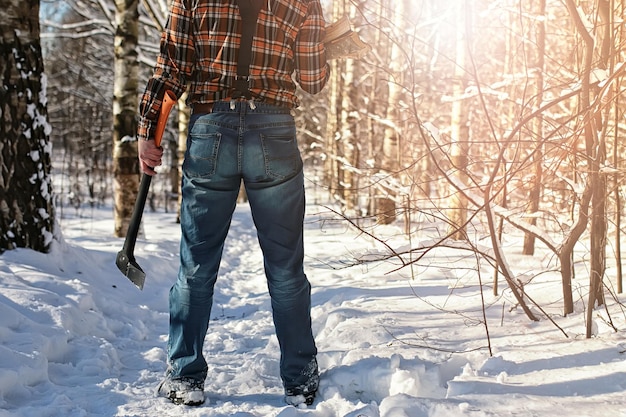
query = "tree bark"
(447, 0, 469, 239)
(323, 0, 345, 203)
(613, 0, 623, 293)
(564, 0, 606, 336)
(523, 0, 546, 256)
(0, 0, 56, 253)
(338, 16, 357, 212)
(376, 0, 405, 225)
(112, 0, 140, 237)
(176, 92, 188, 222)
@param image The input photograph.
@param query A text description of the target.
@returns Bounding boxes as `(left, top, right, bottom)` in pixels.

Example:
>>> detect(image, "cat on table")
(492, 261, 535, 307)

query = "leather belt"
(192, 103, 214, 114)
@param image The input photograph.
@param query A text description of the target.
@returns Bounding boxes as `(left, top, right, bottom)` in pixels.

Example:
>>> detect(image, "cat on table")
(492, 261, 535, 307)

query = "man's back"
(154, 0, 329, 109)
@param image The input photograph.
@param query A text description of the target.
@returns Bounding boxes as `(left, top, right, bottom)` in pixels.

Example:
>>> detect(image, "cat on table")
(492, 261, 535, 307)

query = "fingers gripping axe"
(115, 90, 177, 289)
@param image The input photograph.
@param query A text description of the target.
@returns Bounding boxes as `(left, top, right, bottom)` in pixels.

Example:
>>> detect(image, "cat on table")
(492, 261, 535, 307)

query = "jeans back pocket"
(260, 134, 303, 180)
(183, 131, 222, 179)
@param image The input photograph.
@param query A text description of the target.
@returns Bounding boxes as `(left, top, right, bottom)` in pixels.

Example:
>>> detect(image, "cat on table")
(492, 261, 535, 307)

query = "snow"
(1, 185, 626, 417)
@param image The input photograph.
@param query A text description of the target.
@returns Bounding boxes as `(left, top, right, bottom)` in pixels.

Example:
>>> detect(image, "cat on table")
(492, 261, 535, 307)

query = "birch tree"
(112, 0, 140, 237)
(376, 0, 405, 225)
(324, 0, 346, 203)
(447, 0, 470, 240)
(0, 0, 56, 253)
(522, 0, 546, 256)
(338, 53, 357, 211)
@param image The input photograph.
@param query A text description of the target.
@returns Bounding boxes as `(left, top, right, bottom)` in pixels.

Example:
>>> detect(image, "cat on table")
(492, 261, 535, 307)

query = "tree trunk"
(365, 0, 384, 218)
(564, 0, 606, 336)
(523, 0, 546, 256)
(448, 0, 469, 240)
(323, 0, 345, 203)
(338, 25, 357, 212)
(113, 0, 140, 237)
(605, 0, 621, 295)
(376, 0, 405, 225)
(0, 0, 56, 253)
(176, 92, 188, 223)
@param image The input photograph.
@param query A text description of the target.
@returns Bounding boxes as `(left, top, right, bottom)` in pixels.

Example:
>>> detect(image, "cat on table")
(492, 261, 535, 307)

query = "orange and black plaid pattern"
(138, 0, 330, 141)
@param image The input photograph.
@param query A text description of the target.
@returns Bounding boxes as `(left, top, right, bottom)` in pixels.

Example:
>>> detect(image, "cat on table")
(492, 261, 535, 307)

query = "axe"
(115, 90, 177, 289)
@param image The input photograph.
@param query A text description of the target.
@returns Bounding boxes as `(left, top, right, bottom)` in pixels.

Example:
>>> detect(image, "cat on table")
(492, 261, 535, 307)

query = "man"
(136, 0, 329, 408)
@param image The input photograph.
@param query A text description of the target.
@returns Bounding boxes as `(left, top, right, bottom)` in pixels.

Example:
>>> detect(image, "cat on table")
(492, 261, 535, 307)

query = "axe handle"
(121, 90, 178, 257)
(153, 90, 178, 148)
(122, 173, 153, 256)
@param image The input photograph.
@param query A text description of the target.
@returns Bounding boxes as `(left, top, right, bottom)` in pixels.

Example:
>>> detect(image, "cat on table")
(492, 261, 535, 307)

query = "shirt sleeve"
(137, 0, 195, 141)
(294, 0, 330, 95)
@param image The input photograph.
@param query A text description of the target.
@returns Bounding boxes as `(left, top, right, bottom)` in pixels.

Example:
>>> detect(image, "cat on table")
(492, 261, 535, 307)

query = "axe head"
(115, 250, 146, 290)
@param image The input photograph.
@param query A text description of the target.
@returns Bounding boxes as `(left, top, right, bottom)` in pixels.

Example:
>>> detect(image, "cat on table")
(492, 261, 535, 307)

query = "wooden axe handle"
(154, 90, 177, 147)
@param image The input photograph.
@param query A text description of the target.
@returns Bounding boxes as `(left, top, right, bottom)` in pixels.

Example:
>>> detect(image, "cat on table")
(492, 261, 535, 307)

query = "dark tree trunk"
(0, 0, 56, 253)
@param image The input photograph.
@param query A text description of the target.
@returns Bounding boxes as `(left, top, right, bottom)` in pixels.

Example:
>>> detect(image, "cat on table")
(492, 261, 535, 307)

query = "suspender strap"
(233, 0, 263, 99)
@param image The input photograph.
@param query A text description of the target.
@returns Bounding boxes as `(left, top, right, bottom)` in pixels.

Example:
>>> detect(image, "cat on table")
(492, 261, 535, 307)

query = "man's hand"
(138, 139, 163, 176)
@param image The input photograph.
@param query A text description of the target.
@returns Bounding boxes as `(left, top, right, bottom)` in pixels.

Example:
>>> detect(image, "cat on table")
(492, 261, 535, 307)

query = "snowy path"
(1, 200, 626, 416)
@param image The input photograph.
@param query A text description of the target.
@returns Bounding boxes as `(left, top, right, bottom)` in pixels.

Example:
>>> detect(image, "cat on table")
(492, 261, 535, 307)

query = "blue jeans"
(166, 100, 318, 391)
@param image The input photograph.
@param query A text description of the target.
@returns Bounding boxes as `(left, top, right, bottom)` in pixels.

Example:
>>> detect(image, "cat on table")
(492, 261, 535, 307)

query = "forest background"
(1, 0, 626, 340)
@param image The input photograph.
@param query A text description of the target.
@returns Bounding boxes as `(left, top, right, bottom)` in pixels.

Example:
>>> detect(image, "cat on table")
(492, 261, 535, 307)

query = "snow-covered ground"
(1, 182, 626, 417)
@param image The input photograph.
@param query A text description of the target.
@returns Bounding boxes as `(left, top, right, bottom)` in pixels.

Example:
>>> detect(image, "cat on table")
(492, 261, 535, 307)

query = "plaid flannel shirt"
(137, 0, 330, 141)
